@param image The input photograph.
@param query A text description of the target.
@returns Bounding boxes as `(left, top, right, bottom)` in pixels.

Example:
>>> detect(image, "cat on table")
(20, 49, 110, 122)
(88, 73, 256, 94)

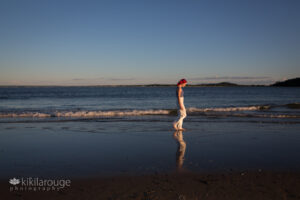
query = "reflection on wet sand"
(173, 130, 186, 172)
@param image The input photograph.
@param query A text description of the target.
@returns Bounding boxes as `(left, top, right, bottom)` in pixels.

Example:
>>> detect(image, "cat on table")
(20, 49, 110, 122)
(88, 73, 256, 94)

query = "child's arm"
(177, 88, 184, 110)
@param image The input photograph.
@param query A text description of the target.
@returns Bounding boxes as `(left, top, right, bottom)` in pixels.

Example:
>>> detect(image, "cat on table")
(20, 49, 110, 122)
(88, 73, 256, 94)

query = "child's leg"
(177, 109, 187, 129)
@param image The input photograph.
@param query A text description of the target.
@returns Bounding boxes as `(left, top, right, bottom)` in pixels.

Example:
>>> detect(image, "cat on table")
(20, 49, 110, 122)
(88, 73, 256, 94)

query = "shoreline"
(1, 117, 300, 199)
(2, 170, 300, 199)
(1, 121, 300, 179)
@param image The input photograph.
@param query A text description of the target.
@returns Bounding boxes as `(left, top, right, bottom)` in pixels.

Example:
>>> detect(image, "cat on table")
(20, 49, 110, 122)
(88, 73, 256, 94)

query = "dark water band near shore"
(1, 120, 300, 179)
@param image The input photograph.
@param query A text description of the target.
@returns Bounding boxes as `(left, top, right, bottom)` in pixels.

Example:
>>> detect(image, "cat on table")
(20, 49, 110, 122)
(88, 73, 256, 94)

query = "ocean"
(0, 86, 300, 178)
(0, 86, 300, 123)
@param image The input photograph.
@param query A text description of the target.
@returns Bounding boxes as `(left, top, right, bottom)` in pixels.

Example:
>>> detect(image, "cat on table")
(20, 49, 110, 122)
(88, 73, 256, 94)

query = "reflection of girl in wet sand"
(173, 79, 187, 131)
(173, 130, 186, 171)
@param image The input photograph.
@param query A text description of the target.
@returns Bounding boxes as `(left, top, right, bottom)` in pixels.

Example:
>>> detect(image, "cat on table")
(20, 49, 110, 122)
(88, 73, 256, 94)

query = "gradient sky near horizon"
(0, 0, 299, 85)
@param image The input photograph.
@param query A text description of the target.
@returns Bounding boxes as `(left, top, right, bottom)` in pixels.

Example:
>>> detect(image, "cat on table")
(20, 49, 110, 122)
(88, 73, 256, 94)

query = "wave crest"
(0, 105, 298, 119)
(0, 110, 170, 118)
(187, 105, 268, 112)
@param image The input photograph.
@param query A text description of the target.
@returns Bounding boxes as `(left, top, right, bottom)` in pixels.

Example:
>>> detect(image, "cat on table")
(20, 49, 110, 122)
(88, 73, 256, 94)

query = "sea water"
(0, 86, 300, 123)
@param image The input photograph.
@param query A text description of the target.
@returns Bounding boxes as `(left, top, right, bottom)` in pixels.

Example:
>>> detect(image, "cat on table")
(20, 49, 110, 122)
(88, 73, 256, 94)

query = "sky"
(0, 0, 299, 85)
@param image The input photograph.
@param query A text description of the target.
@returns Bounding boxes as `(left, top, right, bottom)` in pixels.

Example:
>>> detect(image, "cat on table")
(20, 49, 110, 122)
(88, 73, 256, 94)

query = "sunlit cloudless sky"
(0, 0, 299, 85)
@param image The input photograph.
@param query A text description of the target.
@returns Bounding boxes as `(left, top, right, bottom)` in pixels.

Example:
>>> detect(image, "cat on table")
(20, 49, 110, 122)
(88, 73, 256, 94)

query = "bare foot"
(173, 123, 178, 130)
(178, 128, 186, 131)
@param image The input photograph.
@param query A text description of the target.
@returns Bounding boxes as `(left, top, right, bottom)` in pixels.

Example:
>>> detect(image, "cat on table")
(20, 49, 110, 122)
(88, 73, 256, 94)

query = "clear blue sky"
(0, 0, 299, 85)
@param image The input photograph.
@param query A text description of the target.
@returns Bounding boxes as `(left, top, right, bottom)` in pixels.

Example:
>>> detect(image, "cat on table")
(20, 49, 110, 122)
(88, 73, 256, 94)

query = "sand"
(2, 170, 300, 200)
(1, 121, 300, 199)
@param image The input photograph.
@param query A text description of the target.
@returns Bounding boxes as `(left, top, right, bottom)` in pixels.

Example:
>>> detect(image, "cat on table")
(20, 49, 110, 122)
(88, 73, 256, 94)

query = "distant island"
(145, 78, 300, 87)
(143, 82, 264, 87)
(189, 82, 241, 87)
(271, 78, 300, 87)
(144, 82, 241, 87)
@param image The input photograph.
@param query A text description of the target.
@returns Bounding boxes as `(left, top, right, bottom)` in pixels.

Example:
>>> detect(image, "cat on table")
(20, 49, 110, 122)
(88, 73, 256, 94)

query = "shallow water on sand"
(1, 120, 300, 179)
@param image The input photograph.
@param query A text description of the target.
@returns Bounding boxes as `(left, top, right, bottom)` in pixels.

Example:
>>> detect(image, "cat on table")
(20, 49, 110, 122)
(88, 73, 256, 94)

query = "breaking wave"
(187, 105, 270, 112)
(0, 104, 299, 119)
(0, 109, 170, 118)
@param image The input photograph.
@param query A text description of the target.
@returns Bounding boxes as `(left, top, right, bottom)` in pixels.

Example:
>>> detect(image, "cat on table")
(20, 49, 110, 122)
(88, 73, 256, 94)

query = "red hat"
(177, 79, 187, 86)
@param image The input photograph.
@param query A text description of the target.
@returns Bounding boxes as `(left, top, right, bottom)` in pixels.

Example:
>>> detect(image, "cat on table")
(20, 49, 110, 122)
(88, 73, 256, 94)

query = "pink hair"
(177, 79, 187, 86)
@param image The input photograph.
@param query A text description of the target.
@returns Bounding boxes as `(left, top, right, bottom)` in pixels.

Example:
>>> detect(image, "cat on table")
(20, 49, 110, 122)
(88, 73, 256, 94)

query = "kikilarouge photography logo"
(9, 177, 71, 192)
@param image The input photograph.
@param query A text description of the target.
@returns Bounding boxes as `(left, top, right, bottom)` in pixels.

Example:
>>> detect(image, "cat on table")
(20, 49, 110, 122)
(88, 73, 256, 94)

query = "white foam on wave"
(55, 110, 170, 117)
(223, 113, 300, 118)
(263, 114, 300, 118)
(0, 112, 52, 118)
(0, 110, 170, 118)
(187, 106, 265, 112)
(0, 105, 295, 119)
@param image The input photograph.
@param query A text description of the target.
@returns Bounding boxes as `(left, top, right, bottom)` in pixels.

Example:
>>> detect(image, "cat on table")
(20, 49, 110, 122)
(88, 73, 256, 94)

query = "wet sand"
(2, 171, 300, 200)
(1, 121, 300, 199)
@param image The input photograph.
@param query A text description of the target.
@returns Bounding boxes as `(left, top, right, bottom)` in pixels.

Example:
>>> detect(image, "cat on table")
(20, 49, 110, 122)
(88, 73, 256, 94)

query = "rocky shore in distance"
(271, 78, 300, 87)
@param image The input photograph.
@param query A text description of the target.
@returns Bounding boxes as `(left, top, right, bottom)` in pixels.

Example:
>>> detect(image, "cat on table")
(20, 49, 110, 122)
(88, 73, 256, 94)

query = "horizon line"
(0, 82, 271, 87)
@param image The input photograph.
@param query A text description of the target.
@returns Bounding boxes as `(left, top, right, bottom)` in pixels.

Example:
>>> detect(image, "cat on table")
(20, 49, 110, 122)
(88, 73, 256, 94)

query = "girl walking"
(173, 79, 187, 131)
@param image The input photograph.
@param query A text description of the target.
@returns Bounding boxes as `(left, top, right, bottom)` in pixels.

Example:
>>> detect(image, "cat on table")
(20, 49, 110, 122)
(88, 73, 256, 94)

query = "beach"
(1, 86, 300, 199)
(2, 171, 300, 200)
(1, 119, 300, 199)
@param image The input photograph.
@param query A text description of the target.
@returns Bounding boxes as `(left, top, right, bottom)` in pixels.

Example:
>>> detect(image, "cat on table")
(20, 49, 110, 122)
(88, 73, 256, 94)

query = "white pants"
(174, 108, 187, 129)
